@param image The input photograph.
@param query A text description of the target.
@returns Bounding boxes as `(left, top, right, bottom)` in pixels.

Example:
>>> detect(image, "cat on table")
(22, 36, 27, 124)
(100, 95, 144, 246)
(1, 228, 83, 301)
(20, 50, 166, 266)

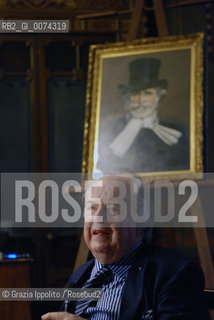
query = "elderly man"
(98, 58, 189, 173)
(42, 174, 206, 320)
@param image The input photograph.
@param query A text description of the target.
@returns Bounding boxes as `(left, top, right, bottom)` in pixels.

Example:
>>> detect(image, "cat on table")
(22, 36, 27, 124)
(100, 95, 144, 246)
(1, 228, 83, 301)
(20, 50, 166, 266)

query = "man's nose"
(96, 204, 109, 223)
(139, 93, 146, 104)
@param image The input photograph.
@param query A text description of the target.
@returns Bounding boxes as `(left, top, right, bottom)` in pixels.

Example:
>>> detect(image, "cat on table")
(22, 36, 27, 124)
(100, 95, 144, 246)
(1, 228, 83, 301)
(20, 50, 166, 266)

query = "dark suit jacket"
(65, 244, 207, 320)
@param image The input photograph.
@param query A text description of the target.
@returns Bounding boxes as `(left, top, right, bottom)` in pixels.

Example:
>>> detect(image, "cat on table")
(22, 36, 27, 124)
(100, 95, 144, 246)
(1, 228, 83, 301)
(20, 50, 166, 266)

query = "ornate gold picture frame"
(82, 33, 204, 179)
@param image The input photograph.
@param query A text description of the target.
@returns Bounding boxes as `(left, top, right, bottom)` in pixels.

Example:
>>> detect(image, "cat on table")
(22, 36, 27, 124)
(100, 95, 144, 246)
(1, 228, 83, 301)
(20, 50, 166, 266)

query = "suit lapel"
(119, 264, 146, 320)
(119, 244, 154, 320)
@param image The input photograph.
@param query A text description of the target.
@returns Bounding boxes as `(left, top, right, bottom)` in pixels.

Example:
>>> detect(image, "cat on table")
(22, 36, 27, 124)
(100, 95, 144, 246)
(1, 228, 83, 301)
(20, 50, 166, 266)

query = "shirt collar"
(91, 240, 143, 280)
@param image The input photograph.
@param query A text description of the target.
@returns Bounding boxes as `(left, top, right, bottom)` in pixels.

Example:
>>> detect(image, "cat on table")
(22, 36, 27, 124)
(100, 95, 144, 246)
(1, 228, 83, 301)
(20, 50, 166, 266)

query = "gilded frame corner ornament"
(82, 33, 204, 180)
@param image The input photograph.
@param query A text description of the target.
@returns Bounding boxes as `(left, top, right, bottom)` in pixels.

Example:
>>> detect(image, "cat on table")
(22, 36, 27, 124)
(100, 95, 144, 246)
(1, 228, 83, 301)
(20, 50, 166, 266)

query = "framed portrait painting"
(82, 33, 204, 179)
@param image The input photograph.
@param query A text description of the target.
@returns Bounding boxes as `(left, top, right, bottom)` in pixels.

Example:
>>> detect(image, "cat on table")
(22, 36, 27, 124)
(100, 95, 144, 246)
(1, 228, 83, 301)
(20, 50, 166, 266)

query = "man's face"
(127, 88, 159, 119)
(84, 176, 142, 265)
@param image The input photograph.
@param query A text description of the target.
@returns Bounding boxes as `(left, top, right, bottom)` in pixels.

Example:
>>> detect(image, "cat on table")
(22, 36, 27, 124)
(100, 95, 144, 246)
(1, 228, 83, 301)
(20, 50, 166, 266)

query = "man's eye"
(91, 205, 98, 211)
(144, 90, 153, 95)
(107, 204, 120, 215)
(86, 205, 98, 214)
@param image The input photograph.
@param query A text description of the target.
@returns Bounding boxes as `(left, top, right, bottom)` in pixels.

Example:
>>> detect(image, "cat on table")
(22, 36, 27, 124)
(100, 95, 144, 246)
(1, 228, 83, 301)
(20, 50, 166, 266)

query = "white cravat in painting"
(109, 112, 182, 158)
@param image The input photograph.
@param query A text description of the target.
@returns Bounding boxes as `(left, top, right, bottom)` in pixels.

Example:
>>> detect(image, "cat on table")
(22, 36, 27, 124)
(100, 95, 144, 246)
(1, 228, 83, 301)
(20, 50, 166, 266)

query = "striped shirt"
(83, 240, 143, 320)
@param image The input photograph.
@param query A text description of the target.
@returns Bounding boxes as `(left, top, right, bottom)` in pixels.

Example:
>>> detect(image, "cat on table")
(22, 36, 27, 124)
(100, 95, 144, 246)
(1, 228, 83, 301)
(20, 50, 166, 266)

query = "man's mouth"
(129, 103, 151, 111)
(93, 229, 111, 236)
(128, 103, 140, 110)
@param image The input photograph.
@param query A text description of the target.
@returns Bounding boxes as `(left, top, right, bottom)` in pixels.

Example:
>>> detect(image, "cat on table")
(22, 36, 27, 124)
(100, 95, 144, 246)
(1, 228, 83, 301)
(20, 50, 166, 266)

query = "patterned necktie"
(75, 266, 112, 317)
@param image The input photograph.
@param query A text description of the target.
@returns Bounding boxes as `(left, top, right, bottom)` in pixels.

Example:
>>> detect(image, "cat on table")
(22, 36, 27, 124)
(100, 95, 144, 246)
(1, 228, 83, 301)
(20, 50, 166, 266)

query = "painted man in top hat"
(97, 58, 189, 173)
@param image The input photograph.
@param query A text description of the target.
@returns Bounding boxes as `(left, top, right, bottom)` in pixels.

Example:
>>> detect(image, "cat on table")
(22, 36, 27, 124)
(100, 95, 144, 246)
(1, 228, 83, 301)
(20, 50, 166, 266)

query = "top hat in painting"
(119, 58, 168, 93)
